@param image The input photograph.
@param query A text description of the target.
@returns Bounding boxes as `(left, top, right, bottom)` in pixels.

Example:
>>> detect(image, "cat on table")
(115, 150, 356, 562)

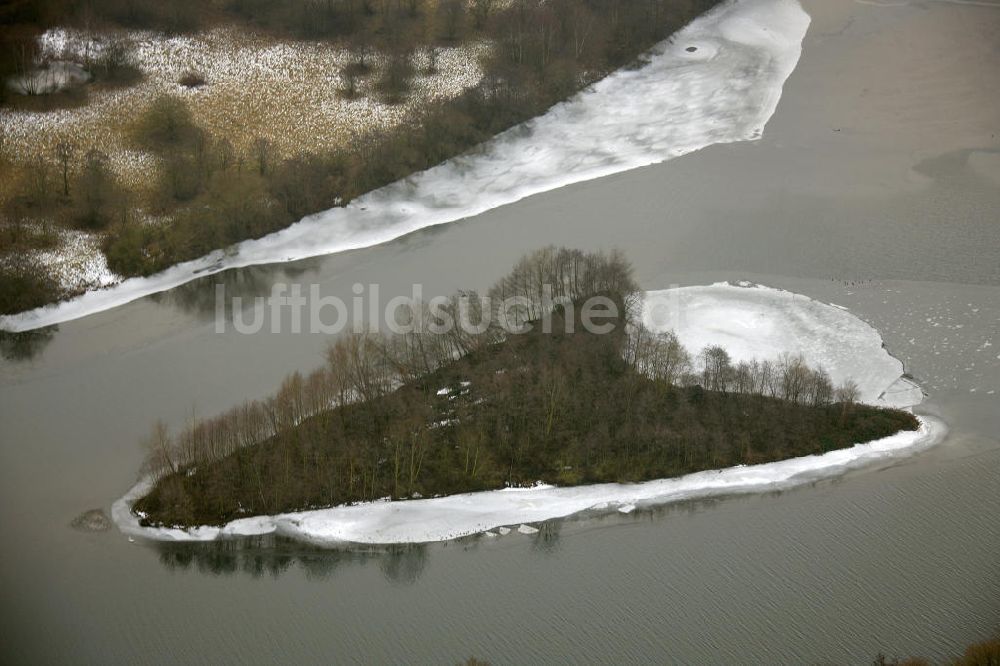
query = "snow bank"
(643, 282, 923, 409)
(113, 416, 945, 545)
(3, 0, 811, 333)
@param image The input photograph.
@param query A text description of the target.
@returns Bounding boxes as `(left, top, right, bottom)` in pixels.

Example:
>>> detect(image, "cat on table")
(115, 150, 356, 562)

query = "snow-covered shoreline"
(112, 282, 942, 547)
(113, 416, 945, 546)
(2, 0, 811, 333)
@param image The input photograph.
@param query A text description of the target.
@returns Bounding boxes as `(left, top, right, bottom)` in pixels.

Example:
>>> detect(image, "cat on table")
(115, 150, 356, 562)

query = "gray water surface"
(1, 0, 998, 663)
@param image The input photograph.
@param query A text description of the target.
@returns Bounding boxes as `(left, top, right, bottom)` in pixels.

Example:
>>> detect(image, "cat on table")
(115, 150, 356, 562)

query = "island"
(120, 247, 930, 543)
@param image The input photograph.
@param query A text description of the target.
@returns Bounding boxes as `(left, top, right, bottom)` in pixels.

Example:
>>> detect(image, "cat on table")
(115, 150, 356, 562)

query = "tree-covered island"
(134, 248, 917, 528)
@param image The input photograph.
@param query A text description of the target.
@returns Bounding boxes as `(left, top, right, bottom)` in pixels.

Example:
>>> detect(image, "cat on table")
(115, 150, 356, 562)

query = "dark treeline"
(1, 0, 718, 314)
(873, 639, 1000, 666)
(134, 248, 917, 527)
(2, 0, 718, 57)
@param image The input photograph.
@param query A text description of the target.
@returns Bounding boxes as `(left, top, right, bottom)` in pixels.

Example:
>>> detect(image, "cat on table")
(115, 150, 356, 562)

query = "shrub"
(71, 149, 119, 229)
(267, 151, 350, 219)
(2, 83, 89, 112)
(178, 70, 206, 88)
(103, 223, 162, 277)
(376, 50, 416, 104)
(163, 171, 290, 262)
(338, 61, 367, 99)
(157, 152, 204, 202)
(954, 639, 1000, 666)
(0, 206, 59, 250)
(93, 38, 144, 87)
(133, 95, 203, 152)
(0, 255, 60, 315)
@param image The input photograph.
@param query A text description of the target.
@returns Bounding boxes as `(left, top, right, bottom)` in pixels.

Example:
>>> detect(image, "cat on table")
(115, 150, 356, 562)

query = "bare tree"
(835, 379, 861, 421)
(54, 140, 75, 197)
(75, 149, 116, 228)
(25, 157, 53, 207)
(340, 61, 361, 98)
(12, 42, 40, 96)
(438, 0, 465, 41)
(570, 3, 595, 60)
(423, 44, 439, 75)
(254, 137, 271, 176)
(778, 353, 813, 404)
(808, 367, 834, 407)
(142, 420, 177, 480)
(377, 47, 416, 104)
(471, 0, 495, 30)
(701, 345, 732, 393)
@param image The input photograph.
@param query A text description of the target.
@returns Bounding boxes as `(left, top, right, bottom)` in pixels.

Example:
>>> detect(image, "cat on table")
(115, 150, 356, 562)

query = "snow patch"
(6, 60, 90, 95)
(1, 227, 120, 297)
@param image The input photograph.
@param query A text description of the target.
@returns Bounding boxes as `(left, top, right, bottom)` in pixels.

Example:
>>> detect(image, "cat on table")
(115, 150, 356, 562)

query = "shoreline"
(1, 0, 811, 333)
(112, 415, 946, 546)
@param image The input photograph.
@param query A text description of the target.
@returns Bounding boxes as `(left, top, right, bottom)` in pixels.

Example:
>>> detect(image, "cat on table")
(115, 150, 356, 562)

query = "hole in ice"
(686, 46, 698, 52)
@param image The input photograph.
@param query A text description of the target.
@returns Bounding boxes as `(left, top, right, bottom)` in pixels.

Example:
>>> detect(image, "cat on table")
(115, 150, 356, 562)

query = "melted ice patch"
(3, 0, 811, 333)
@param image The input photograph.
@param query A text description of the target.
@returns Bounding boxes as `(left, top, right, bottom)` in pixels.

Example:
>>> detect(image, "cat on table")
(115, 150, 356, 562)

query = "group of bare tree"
(140, 247, 632, 479)
(488, 246, 642, 325)
(1, 136, 125, 235)
(629, 337, 861, 411)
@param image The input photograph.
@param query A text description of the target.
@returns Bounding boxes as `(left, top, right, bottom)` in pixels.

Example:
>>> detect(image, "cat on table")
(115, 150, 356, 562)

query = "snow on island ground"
(3, 0, 812, 333)
(112, 283, 943, 546)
